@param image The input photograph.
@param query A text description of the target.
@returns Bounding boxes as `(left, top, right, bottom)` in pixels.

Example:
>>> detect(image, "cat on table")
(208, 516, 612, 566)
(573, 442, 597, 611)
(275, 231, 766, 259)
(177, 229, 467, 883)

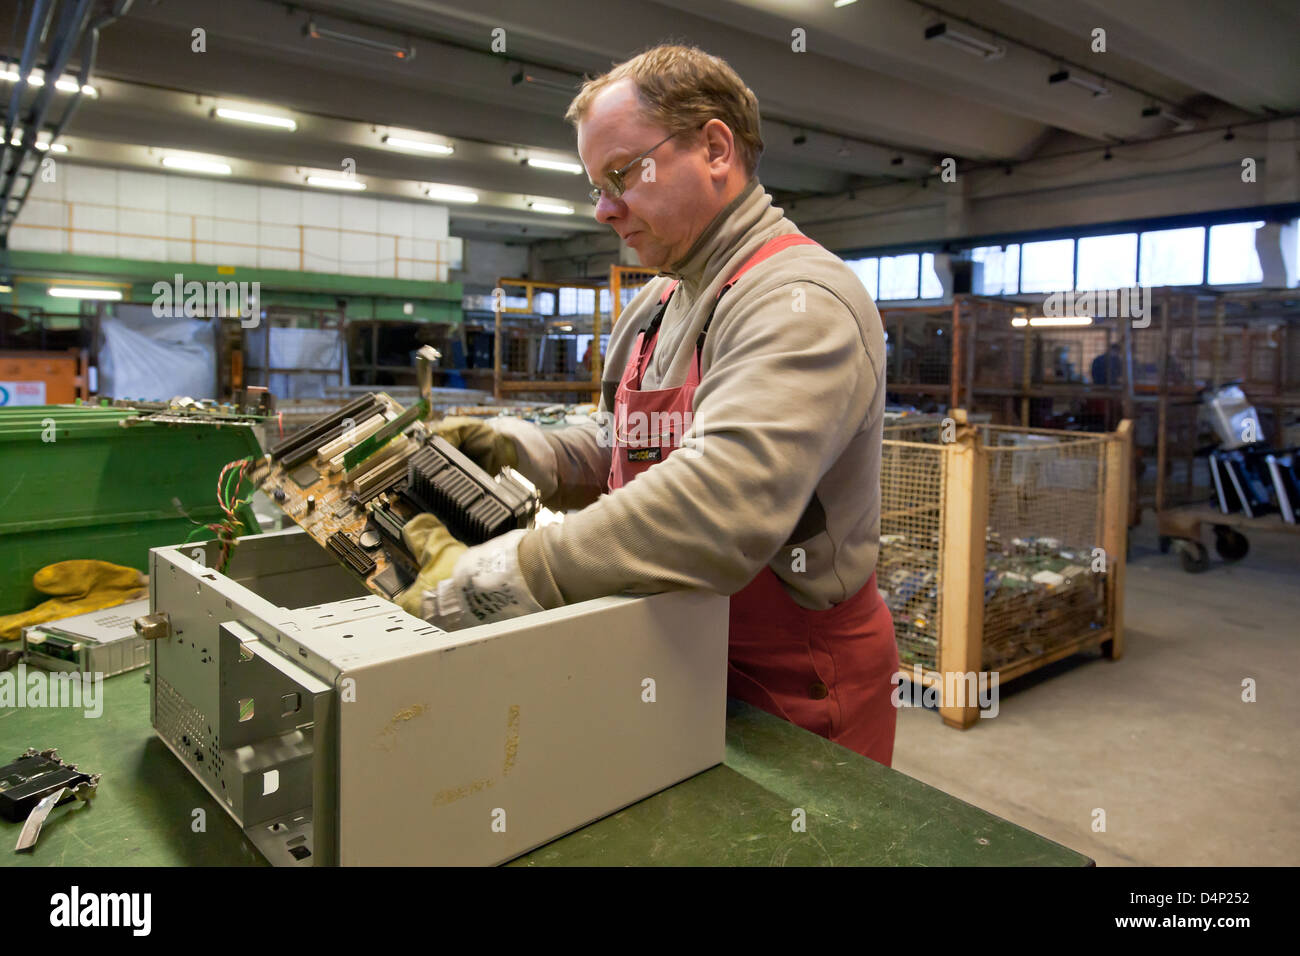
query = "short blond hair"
(564, 44, 764, 177)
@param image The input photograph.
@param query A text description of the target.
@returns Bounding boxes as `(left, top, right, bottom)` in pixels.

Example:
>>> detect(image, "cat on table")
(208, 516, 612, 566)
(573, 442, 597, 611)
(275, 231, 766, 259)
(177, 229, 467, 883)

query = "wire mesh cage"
(879, 422, 947, 670)
(880, 414, 1130, 726)
(979, 426, 1111, 671)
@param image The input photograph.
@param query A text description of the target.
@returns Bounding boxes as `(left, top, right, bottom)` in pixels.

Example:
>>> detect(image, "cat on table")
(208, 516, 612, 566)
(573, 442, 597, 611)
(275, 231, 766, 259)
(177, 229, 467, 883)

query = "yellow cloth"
(397, 514, 468, 617)
(0, 560, 148, 641)
(434, 417, 518, 476)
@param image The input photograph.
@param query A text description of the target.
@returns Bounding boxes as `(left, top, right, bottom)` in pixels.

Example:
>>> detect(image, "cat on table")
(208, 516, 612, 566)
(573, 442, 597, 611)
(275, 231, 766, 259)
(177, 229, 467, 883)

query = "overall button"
(808, 682, 829, 700)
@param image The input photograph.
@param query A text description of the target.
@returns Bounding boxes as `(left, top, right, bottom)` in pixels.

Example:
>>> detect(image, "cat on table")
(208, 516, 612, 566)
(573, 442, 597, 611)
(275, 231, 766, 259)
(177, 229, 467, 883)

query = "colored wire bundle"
(184, 457, 257, 573)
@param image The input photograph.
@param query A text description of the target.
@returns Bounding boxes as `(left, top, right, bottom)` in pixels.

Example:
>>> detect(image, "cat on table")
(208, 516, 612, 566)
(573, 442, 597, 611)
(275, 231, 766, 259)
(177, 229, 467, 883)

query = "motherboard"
(248, 392, 538, 604)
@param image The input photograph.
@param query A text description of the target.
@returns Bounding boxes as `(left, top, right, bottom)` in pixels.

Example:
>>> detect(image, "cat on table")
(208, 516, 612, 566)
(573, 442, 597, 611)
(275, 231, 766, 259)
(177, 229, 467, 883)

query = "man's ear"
(702, 118, 736, 176)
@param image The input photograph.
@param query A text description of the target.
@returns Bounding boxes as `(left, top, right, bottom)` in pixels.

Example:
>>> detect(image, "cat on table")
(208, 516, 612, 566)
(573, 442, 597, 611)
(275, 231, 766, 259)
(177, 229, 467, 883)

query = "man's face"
(576, 78, 723, 270)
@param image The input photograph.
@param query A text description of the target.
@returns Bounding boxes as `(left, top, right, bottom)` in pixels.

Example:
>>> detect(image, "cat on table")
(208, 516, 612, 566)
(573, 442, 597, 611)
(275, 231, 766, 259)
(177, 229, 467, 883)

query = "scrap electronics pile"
(248, 392, 539, 603)
(880, 531, 1105, 670)
(439, 402, 599, 426)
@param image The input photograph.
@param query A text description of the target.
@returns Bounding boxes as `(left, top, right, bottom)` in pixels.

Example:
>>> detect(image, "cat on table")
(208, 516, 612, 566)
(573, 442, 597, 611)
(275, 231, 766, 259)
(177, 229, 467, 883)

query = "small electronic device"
(0, 749, 99, 824)
(22, 599, 150, 676)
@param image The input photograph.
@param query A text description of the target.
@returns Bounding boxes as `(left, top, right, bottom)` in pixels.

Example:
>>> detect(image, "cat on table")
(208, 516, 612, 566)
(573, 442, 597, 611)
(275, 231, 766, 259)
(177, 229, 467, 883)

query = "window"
(1293, 218, 1300, 287)
(1139, 227, 1204, 286)
(599, 288, 611, 315)
(842, 257, 883, 299)
(1207, 221, 1264, 285)
(970, 245, 1019, 295)
(920, 253, 944, 299)
(1020, 238, 1075, 293)
(1076, 233, 1137, 291)
(844, 257, 879, 299)
(558, 287, 596, 315)
(534, 291, 555, 316)
(879, 254, 919, 300)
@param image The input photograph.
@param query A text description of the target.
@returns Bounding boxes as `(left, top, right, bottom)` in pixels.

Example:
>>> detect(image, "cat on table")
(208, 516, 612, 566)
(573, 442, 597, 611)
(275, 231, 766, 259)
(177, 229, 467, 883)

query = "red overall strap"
(717, 233, 817, 297)
(656, 232, 816, 307)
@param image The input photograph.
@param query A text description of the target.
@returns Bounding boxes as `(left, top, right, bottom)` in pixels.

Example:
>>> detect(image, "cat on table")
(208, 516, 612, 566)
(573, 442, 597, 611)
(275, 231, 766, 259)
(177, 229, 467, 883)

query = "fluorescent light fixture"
(1141, 105, 1194, 131)
(833, 0, 858, 6)
(213, 107, 297, 131)
(1048, 69, 1110, 98)
(0, 68, 95, 95)
(33, 141, 68, 153)
(1011, 316, 1095, 328)
(163, 155, 232, 175)
(528, 201, 574, 215)
(49, 287, 122, 300)
(383, 135, 453, 155)
(424, 184, 478, 203)
(526, 158, 584, 174)
(306, 175, 365, 190)
(0, 284, 12, 293)
(924, 22, 1005, 60)
(305, 20, 414, 59)
(512, 69, 577, 95)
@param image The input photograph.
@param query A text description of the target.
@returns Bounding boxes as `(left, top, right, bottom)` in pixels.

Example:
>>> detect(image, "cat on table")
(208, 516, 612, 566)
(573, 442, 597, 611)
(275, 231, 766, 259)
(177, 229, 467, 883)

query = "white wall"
(11, 163, 464, 282)
(449, 238, 532, 294)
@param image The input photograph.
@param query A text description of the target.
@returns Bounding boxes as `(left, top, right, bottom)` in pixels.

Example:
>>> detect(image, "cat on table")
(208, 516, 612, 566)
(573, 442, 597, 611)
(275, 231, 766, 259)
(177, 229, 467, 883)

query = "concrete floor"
(891, 518, 1300, 866)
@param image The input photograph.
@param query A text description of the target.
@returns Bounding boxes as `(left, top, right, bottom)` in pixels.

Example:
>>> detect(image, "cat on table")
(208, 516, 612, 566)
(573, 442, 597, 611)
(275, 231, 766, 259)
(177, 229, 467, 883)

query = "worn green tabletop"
(1, 653, 1090, 866)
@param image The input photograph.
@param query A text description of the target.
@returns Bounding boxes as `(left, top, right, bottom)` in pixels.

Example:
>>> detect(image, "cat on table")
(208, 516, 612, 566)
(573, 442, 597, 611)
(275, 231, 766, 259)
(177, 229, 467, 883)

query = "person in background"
(1091, 342, 1123, 385)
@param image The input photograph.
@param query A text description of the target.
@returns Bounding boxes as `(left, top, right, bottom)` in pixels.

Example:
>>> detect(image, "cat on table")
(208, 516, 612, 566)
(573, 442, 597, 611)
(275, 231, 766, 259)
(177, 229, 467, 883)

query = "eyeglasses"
(587, 131, 679, 206)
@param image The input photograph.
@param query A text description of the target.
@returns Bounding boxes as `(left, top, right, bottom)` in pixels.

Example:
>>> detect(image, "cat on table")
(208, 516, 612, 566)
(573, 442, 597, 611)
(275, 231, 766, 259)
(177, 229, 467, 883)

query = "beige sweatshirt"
(514, 177, 887, 611)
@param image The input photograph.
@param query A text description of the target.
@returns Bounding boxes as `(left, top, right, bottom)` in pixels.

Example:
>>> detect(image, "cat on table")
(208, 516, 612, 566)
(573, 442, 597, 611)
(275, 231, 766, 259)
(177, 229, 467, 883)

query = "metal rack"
(489, 267, 660, 402)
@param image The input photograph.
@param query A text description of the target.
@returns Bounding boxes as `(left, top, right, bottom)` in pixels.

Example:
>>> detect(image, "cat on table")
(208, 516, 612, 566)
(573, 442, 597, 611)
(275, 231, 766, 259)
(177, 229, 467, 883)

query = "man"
(1091, 342, 1123, 385)
(402, 44, 898, 765)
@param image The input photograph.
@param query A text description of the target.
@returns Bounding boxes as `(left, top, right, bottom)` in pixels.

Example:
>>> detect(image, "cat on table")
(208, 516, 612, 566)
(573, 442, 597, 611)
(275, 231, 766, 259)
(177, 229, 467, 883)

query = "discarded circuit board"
(249, 393, 538, 604)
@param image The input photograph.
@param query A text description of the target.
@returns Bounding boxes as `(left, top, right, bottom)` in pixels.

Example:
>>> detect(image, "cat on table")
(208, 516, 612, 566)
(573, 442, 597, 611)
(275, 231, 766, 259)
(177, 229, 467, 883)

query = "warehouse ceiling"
(4, 0, 1299, 244)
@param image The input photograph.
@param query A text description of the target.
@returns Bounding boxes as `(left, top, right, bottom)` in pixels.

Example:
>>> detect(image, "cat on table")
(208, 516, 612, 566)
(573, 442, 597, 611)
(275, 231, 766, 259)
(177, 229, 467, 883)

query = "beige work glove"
(397, 513, 467, 618)
(434, 417, 519, 476)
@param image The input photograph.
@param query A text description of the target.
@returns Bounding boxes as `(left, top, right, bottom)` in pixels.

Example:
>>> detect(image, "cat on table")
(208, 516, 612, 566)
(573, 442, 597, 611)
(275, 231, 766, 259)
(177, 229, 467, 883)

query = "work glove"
(0, 560, 148, 641)
(436, 415, 560, 500)
(434, 416, 519, 476)
(397, 513, 467, 618)
(398, 516, 544, 630)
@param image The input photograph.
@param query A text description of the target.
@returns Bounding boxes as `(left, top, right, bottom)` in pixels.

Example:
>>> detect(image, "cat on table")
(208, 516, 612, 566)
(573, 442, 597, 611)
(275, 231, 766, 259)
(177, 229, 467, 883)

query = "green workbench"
(0, 656, 1090, 866)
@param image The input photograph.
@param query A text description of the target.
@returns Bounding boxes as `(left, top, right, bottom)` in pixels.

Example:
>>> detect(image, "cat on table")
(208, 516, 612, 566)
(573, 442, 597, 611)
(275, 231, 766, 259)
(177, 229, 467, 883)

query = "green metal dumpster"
(0, 403, 264, 615)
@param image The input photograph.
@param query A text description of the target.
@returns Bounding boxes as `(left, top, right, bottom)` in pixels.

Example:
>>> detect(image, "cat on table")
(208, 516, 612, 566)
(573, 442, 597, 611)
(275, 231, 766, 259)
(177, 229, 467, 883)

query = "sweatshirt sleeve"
(517, 280, 878, 608)
(539, 417, 613, 512)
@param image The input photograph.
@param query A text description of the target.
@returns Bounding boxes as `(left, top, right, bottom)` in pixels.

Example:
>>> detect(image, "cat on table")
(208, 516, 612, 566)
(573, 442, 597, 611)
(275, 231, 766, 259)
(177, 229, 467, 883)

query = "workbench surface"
(0, 660, 1090, 866)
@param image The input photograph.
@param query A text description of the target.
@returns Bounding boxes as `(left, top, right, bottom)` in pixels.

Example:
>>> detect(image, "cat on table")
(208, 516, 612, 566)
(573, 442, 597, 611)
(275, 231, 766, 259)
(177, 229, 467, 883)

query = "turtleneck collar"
(658, 176, 765, 293)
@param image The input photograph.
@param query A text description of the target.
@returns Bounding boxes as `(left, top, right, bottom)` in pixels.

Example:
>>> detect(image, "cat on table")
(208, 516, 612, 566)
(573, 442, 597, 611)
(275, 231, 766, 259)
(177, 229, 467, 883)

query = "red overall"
(607, 234, 899, 765)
